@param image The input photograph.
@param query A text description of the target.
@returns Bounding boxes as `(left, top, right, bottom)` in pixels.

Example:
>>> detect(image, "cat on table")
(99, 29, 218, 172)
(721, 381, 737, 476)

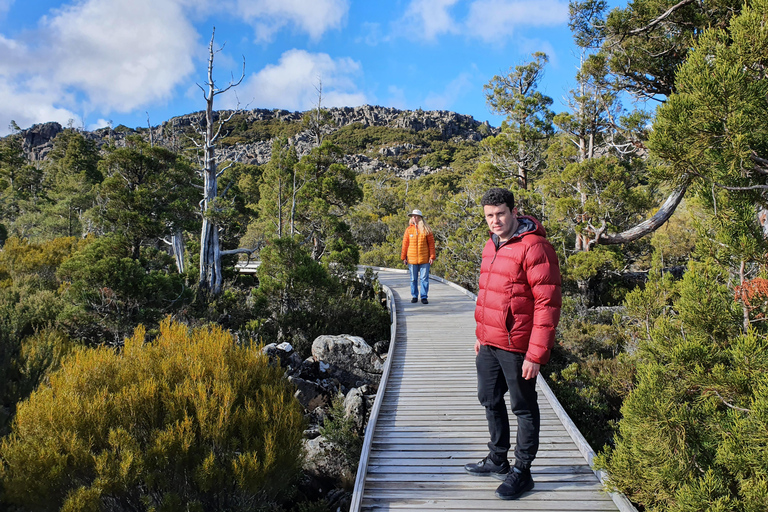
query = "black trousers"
(475, 344, 540, 469)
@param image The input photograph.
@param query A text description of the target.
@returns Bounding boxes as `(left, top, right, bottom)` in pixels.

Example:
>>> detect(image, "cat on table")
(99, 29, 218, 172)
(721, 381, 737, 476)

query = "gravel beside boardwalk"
(351, 268, 624, 512)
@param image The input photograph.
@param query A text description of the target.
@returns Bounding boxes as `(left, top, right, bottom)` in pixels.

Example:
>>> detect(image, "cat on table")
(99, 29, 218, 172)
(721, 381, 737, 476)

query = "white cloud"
(0, 80, 79, 133)
(423, 72, 474, 111)
(43, 0, 199, 111)
(358, 22, 386, 46)
(0, 0, 13, 17)
(399, 0, 568, 42)
(231, 49, 367, 111)
(0, 0, 352, 135)
(465, 0, 568, 41)
(236, 0, 349, 42)
(401, 0, 461, 40)
(0, 0, 200, 134)
(88, 118, 113, 131)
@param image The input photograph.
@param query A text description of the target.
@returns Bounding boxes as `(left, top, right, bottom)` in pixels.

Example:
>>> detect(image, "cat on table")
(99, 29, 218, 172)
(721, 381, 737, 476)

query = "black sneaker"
(495, 466, 534, 500)
(464, 456, 509, 477)
(411, 297, 418, 303)
(421, 298, 428, 304)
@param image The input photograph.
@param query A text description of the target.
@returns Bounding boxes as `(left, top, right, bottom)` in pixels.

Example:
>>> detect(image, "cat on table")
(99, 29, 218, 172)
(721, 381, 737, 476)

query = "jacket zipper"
(490, 237, 513, 347)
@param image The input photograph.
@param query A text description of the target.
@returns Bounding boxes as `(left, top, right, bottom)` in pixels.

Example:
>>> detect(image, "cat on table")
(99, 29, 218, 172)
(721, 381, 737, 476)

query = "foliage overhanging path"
(352, 268, 628, 511)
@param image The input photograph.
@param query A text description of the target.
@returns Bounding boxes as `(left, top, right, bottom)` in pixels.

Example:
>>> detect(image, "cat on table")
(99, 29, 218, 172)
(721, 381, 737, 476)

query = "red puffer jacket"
(474, 216, 562, 365)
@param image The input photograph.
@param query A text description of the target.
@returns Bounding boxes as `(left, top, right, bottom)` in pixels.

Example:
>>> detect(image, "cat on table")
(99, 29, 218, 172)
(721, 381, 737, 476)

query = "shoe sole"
(495, 481, 534, 500)
(464, 468, 510, 478)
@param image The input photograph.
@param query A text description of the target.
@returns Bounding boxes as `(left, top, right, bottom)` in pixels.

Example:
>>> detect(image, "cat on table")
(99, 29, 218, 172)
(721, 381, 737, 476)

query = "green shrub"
(320, 395, 362, 487)
(0, 318, 306, 511)
(56, 235, 190, 343)
(0, 327, 72, 434)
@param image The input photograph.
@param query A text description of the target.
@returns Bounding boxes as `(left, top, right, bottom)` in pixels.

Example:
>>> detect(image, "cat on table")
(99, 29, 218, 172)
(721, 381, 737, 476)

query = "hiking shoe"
(411, 297, 418, 303)
(464, 456, 509, 477)
(421, 298, 428, 304)
(495, 466, 534, 500)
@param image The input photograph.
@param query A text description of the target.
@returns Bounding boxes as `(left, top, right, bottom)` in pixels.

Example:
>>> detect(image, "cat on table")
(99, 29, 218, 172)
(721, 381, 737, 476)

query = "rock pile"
(261, 332, 389, 508)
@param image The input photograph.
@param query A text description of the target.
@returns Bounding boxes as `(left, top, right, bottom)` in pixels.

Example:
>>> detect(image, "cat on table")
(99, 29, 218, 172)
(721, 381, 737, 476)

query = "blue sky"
(0, 0, 616, 136)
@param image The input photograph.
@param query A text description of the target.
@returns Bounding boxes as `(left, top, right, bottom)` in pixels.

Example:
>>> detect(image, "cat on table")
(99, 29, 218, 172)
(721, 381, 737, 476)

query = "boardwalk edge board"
(537, 372, 638, 512)
(349, 274, 398, 512)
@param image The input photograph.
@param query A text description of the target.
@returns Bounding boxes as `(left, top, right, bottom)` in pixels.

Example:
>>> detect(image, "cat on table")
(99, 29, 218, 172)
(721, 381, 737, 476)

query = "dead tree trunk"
(591, 176, 691, 247)
(196, 28, 245, 296)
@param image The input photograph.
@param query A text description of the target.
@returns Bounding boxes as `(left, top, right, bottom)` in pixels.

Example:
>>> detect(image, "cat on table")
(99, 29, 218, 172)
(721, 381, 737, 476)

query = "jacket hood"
(491, 215, 546, 247)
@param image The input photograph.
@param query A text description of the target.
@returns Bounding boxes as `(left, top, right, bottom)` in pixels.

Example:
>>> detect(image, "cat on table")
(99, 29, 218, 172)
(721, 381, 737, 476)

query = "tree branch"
(627, 0, 697, 36)
(751, 153, 768, 174)
(221, 247, 259, 256)
(596, 177, 690, 245)
(711, 390, 752, 413)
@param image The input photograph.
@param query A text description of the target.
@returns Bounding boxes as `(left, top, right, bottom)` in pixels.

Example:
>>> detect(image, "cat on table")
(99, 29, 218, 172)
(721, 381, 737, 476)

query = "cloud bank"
(0, 0, 353, 135)
(400, 0, 568, 42)
(232, 49, 366, 111)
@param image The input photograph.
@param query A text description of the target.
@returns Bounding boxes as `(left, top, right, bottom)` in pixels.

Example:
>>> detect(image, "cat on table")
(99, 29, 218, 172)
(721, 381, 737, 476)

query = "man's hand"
(429, 257, 434, 264)
(475, 339, 481, 355)
(522, 360, 540, 380)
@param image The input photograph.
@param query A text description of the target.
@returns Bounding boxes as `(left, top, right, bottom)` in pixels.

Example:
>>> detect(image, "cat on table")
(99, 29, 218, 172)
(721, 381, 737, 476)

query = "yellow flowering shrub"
(0, 318, 305, 511)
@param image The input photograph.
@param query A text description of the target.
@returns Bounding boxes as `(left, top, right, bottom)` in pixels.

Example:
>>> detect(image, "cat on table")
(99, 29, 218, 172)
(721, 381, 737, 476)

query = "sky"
(0, 0, 610, 137)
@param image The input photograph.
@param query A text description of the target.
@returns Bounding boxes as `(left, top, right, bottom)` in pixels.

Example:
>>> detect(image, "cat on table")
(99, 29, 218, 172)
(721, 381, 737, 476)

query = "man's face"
(483, 203, 517, 241)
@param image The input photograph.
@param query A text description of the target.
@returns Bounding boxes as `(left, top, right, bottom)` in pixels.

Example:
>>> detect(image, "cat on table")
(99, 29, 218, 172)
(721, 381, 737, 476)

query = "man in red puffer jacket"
(464, 188, 562, 501)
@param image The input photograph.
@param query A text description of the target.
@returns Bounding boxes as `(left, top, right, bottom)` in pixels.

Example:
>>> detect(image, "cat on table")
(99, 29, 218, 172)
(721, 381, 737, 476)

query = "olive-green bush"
(0, 318, 306, 512)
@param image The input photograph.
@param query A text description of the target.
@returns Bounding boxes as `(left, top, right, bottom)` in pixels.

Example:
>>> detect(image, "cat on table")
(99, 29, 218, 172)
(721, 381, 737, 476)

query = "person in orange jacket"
(400, 209, 436, 304)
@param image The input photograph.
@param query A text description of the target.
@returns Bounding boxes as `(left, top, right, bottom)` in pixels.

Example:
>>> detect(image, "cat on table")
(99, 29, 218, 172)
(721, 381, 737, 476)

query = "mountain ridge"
(19, 105, 499, 179)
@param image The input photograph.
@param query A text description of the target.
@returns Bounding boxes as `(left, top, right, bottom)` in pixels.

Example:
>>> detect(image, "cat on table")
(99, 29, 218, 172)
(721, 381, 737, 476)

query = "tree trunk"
(594, 177, 690, 246)
(290, 171, 297, 236)
(171, 228, 185, 273)
(199, 217, 222, 295)
(739, 259, 750, 333)
(196, 28, 244, 295)
(198, 51, 221, 294)
(277, 176, 283, 238)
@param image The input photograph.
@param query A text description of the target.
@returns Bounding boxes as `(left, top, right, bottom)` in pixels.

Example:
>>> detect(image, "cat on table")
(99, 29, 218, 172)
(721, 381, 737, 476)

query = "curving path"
(350, 268, 634, 512)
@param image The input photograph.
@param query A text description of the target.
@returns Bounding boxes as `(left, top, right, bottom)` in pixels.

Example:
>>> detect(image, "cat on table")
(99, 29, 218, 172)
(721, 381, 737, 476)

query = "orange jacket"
(401, 225, 436, 265)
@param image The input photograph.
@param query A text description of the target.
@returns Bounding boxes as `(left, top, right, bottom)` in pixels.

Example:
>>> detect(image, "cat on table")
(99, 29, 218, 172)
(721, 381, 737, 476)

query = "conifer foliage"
(594, 261, 768, 511)
(0, 318, 305, 511)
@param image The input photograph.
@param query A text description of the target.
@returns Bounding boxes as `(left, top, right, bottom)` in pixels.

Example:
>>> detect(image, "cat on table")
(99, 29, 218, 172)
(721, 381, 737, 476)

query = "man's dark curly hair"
(481, 188, 515, 212)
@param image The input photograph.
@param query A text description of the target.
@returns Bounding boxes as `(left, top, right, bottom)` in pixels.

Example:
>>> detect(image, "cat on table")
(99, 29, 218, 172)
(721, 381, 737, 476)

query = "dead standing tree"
(193, 29, 250, 295)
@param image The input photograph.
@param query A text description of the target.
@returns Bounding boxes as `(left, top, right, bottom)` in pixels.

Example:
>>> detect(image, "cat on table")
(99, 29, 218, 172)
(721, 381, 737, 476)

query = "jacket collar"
(491, 216, 545, 249)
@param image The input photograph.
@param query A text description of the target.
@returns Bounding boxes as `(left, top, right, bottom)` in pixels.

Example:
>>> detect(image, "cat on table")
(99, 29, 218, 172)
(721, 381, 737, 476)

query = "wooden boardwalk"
(351, 268, 633, 512)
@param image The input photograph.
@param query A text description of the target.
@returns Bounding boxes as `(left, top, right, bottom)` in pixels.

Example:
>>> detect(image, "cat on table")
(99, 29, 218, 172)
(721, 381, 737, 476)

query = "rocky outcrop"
(16, 105, 498, 179)
(311, 334, 385, 390)
(261, 334, 386, 509)
(261, 335, 385, 430)
(21, 122, 63, 161)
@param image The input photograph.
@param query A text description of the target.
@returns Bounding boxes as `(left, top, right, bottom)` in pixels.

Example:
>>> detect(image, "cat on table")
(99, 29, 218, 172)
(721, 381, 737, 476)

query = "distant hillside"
(19, 105, 499, 179)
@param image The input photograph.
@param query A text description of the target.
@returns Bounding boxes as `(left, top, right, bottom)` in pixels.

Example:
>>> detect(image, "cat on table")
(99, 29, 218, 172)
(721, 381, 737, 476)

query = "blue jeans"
(408, 263, 430, 299)
(476, 345, 539, 469)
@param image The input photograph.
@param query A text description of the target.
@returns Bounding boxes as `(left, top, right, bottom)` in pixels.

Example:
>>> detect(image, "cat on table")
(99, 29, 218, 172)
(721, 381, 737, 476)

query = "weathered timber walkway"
(351, 268, 634, 512)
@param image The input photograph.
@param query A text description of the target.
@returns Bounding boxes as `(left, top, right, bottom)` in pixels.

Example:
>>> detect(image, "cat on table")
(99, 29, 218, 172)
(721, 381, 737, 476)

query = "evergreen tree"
(595, 260, 768, 511)
(482, 52, 555, 192)
(253, 138, 298, 240)
(34, 130, 103, 240)
(90, 136, 198, 260)
(569, 0, 744, 98)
